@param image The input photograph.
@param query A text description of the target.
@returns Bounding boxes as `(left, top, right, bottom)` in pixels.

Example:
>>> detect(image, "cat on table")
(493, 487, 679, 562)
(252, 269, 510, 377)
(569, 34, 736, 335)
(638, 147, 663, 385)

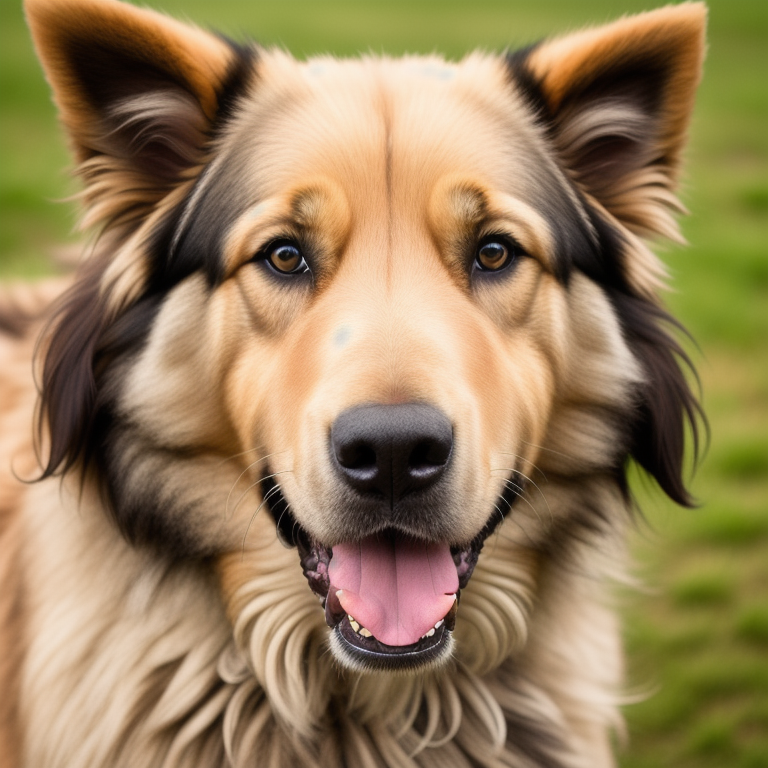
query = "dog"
(0, 0, 706, 765)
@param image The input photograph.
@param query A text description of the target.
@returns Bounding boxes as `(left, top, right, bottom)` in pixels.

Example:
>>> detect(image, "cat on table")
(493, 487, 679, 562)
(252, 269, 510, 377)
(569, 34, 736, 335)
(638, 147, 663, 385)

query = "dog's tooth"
(434, 619, 444, 629)
(425, 628, 435, 638)
(445, 594, 459, 631)
(348, 617, 360, 633)
(359, 627, 372, 638)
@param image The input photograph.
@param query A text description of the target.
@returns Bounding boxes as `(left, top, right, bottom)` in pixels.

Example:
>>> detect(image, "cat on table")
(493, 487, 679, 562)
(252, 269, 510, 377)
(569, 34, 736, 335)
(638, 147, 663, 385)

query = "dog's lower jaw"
(329, 621, 457, 673)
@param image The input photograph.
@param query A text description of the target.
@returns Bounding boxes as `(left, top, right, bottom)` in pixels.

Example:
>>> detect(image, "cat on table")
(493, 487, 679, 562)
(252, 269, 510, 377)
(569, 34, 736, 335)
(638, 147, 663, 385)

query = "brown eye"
(265, 241, 307, 274)
(475, 239, 514, 272)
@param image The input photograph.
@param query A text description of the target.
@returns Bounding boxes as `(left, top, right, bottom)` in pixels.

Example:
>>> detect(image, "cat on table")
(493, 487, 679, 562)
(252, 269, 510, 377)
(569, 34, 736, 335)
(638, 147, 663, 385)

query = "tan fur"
(0, 282, 64, 768)
(2, 2, 705, 766)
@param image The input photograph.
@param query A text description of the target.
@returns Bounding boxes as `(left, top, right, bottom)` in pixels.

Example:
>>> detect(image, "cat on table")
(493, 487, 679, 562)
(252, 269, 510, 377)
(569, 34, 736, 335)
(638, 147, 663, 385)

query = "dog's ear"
(25, 0, 249, 228)
(511, 5, 707, 506)
(514, 3, 706, 245)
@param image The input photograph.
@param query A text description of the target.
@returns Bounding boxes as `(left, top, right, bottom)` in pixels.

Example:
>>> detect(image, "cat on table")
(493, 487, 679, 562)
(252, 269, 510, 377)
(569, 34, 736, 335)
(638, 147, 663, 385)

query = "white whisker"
(241, 483, 284, 556)
(231, 469, 293, 519)
(224, 449, 289, 518)
(491, 463, 553, 523)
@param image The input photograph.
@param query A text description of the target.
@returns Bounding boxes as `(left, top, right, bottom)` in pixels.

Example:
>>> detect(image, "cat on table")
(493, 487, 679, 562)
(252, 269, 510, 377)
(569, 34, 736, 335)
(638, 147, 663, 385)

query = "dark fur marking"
(211, 38, 258, 135)
(506, 47, 609, 288)
(532, 183, 601, 286)
(578, 203, 703, 506)
(63, 34, 205, 180)
(506, 44, 551, 125)
(558, 51, 672, 129)
(612, 293, 704, 507)
(36, 270, 164, 483)
(36, 257, 112, 479)
(162, 165, 253, 289)
(63, 35, 195, 115)
(105, 430, 217, 558)
(573, 204, 702, 507)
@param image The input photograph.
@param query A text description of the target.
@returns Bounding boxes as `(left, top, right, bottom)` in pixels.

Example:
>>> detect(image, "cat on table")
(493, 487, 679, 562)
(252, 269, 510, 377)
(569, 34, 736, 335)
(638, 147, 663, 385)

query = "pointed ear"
(25, 0, 253, 226)
(515, 3, 706, 239)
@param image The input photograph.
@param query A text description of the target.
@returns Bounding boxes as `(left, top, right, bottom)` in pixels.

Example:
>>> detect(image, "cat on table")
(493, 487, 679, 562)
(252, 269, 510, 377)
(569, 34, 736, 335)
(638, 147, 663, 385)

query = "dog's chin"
(329, 618, 456, 673)
(262, 475, 504, 673)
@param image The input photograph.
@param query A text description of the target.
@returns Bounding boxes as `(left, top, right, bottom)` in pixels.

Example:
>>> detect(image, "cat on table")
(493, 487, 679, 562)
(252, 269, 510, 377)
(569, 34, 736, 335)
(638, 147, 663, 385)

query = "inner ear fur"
(25, 0, 243, 226)
(521, 3, 706, 238)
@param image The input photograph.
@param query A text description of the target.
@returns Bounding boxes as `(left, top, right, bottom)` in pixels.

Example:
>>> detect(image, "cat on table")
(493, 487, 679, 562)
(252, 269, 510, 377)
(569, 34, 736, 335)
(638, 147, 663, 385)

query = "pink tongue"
(328, 534, 459, 647)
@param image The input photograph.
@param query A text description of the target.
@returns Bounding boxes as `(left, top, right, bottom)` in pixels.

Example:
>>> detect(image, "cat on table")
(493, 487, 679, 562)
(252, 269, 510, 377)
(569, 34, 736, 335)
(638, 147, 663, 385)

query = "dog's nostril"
(331, 403, 453, 503)
(409, 439, 451, 472)
(337, 442, 377, 472)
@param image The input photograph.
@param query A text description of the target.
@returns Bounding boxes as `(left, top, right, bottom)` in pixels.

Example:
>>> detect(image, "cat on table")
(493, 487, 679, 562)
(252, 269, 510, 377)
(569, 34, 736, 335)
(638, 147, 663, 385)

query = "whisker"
(481, 492, 537, 548)
(496, 450, 548, 482)
(241, 483, 284, 557)
(518, 440, 576, 463)
(224, 449, 289, 518)
(483, 501, 508, 559)
(495, 475, 551, 531)
(216, 444, 267, 467)
(231, 469, 293, 519)
(491, 465, 553, 523)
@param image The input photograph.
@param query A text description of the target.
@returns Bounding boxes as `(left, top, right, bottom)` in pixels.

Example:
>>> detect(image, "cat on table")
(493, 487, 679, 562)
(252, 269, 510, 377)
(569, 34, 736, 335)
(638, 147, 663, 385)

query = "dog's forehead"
(228, 51, 551, 207)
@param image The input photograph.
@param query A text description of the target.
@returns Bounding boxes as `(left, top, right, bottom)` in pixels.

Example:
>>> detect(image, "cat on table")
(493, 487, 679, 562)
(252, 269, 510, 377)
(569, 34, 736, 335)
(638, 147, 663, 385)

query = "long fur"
(1, 2, 706, 766)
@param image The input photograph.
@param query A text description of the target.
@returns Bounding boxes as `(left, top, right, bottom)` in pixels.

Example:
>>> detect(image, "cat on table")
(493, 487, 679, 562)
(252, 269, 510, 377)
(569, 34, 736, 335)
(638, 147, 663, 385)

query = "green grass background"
(1, 0, 766, 765)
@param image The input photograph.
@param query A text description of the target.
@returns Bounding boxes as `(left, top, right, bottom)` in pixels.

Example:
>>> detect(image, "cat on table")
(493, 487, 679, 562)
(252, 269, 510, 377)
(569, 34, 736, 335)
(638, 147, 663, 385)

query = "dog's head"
(28, 0, 704, 676)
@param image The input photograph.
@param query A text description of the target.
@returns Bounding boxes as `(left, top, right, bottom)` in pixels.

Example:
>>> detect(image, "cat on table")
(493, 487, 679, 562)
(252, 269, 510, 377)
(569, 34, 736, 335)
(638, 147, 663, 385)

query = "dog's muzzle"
(263, 403, 513, 671)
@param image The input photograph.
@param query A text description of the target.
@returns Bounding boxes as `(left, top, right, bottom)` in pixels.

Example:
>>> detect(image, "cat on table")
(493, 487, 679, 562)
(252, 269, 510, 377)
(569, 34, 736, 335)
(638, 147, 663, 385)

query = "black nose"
(330, 403, 453, 505)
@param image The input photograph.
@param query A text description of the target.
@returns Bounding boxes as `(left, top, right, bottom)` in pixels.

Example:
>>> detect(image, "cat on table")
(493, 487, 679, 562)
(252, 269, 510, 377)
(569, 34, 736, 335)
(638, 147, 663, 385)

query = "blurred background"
(1, 0, 765, 765)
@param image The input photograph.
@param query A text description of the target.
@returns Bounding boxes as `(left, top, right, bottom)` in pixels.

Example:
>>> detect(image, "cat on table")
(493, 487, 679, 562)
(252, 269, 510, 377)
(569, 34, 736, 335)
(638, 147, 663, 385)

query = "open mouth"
(262, 474, 511, 671)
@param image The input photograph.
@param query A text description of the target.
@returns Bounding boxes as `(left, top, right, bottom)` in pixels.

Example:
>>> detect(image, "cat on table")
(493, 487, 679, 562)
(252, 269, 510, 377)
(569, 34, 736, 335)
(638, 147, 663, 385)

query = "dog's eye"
(263, 241, 308, 275)
(474, 238, 518, 272)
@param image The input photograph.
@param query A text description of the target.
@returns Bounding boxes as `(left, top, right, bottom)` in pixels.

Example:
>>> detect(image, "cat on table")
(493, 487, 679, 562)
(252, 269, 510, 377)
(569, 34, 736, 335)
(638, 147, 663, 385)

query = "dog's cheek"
(106, 278, 266, 553)
(533, 275, 645, 486)
(121, 278, 249, 450)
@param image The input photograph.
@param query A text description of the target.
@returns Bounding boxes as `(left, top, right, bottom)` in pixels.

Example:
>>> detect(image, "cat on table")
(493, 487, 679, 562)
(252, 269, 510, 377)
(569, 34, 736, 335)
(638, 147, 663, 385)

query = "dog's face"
(27, 0, 704, 673)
